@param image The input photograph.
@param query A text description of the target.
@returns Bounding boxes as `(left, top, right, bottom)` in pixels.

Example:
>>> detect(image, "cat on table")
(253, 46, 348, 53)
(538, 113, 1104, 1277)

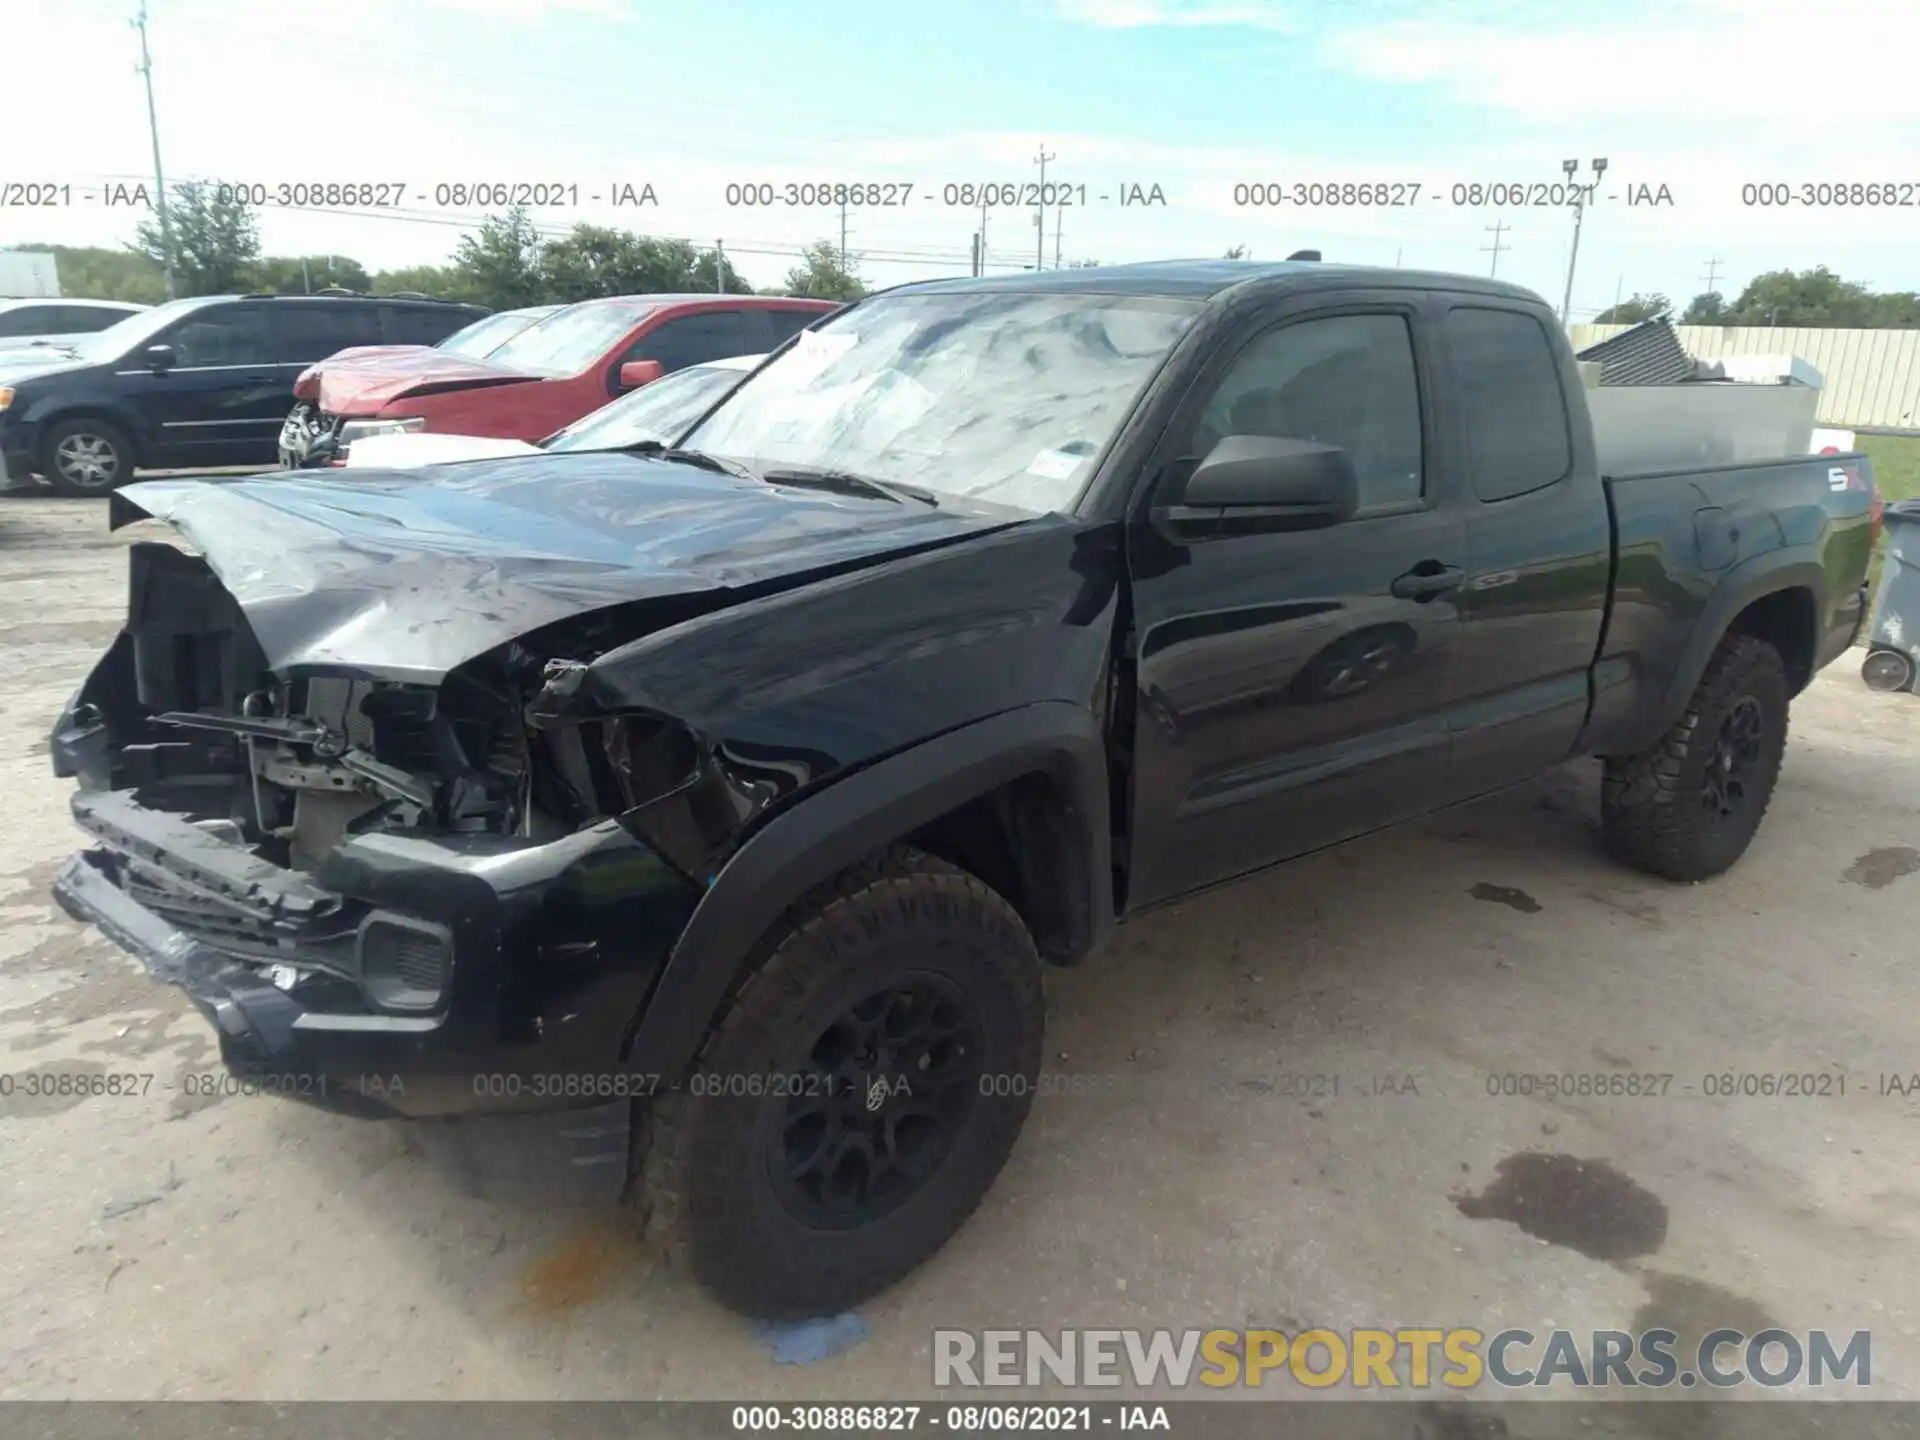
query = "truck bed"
(1581, 451, 1878, 757)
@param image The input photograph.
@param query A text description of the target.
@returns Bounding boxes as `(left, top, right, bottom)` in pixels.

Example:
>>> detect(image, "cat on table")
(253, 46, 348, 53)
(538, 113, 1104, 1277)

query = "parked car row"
(278, 295, 834, 468)
(0, 291, 836, 495)
(0, 293, 486, 494)
(341, 351, 768, 469)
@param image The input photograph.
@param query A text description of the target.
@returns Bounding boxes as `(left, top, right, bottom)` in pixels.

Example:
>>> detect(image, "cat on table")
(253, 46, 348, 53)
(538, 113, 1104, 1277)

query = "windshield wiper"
(760, 466, 939, 507)
(655, 446, 764, 482)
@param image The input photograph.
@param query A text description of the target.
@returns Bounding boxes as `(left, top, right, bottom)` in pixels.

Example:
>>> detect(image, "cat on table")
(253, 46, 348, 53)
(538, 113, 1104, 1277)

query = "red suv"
(279, 294, 838, 467)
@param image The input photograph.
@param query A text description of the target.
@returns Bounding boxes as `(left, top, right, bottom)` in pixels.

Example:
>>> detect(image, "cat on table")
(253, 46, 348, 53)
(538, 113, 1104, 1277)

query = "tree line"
(1593, 267, 1920, 328)
(8, 180, 869, 309)
(15, 181, 1918, 329)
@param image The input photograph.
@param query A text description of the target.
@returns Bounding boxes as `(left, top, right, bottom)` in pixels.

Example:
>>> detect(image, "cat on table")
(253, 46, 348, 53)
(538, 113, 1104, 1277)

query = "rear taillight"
(1871, 486, 1885, 546)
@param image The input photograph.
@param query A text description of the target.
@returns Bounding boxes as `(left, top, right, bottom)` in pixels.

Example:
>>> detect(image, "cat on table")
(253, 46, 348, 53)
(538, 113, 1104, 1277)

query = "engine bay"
(80, 541, 707, 878)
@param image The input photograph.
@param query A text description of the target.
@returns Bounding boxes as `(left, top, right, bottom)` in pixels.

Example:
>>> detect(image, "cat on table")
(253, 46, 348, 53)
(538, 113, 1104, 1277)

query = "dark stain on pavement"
(1844, 847, 1920, 890)
(1454, 1152, 1667, 1261)
(1469, 882, 1542, 913)
(514, 1220, 654, 1318)
(1632, 1270, 1778, 1354)
(0, 1059, 111, 1119)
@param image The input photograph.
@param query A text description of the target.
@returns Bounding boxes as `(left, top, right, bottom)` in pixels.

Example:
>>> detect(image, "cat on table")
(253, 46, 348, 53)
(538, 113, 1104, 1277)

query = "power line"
(130, 0, 174, 299)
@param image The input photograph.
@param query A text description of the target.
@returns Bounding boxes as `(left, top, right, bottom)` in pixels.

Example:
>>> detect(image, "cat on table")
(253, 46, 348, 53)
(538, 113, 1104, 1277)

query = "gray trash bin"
(1863, 499, 1920, 692)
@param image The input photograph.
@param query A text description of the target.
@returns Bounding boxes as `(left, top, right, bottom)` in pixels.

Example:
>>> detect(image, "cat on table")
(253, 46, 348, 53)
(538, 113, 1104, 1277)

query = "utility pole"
(301, 257, 310, 294)
(1033, 142, 1055, 272)
(1481, 220, 1509, 277)
(970, 231, 982, 278)
(1394, 245, 1402, 268)
(1054, 199, 1064, 269)
(838, 198, 849, 270)
(1701, 256, 1723, 311)
(131, 0, 175, 299)
(715, 239, 726, 294)
(1557, 157, 1608, 322)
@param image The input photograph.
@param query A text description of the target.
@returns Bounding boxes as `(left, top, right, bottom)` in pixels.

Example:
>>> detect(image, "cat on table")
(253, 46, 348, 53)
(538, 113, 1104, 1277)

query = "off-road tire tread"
(630, 845, 1042, 1317)
(1600, 633, 1789, 882)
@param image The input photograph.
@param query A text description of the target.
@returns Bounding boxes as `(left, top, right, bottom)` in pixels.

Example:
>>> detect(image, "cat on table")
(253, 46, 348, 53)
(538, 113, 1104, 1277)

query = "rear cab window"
(625, 309, 760, 374)
(1443, 306, 1574, 502)
(762, 308, 826, 350)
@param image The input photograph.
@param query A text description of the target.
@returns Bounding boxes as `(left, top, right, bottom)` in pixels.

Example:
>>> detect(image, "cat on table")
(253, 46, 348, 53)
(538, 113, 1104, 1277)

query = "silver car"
(0, 297, 149, 356)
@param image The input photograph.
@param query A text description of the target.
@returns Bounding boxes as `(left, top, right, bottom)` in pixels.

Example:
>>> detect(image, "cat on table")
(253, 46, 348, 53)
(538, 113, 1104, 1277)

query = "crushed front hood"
(111, 452, 1024, 683)
(312, 352, 540, 414)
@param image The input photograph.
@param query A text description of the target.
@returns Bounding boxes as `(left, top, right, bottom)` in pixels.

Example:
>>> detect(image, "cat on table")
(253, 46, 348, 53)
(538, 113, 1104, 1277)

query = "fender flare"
(1616, 549, 1825, 756)
(622, 700, 1114, 1083)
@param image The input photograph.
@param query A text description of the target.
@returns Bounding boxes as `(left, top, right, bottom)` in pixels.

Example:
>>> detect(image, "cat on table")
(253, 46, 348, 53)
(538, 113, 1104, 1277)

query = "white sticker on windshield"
(1028, 446, 1091, 481)
(782, 329, 859, 383)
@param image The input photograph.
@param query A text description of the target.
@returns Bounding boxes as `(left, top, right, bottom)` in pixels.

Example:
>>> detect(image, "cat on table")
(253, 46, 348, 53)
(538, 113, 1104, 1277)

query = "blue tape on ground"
(751, 1312, 873, 1365)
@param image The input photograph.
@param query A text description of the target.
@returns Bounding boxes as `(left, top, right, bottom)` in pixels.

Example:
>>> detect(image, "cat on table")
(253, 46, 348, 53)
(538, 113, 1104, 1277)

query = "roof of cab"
(892, 258, 1547, 306)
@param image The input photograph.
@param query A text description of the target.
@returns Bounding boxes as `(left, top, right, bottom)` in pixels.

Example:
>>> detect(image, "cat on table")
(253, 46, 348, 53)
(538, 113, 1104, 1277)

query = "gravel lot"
(1, 492, 1917, 1418)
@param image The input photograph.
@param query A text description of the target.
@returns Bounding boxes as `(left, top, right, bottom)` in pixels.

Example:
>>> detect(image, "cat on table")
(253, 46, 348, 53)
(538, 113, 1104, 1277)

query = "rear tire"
(631, 846, 1044, 1319)
(39, 417, 135, 497)
(1601, 634, 1790, 882)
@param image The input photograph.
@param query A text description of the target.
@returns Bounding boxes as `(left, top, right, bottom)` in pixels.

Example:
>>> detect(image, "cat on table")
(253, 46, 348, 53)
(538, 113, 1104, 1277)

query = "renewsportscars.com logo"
(932, 1327, 1871, 1391)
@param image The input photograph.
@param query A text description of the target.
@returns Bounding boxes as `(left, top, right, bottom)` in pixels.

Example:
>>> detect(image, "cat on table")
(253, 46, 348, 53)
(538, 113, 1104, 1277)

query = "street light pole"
(132, 0, 175, 299)
(1559, 156, 1608, 323)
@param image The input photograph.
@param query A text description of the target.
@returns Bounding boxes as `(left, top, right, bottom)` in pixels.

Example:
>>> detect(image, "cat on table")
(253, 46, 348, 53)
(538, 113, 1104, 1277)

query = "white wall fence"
(1567, 324, 1920, 434)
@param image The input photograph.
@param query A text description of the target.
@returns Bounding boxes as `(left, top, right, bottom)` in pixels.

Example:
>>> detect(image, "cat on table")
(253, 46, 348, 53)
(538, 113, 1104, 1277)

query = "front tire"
(633, 847, 1045, 1319)
(39, 417, 135, 497)
(1601, 634, 1790, 882)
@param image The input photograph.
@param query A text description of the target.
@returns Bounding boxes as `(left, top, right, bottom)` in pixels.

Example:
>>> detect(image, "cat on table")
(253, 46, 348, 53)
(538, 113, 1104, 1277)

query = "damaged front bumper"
(52, 784, 705, 1119)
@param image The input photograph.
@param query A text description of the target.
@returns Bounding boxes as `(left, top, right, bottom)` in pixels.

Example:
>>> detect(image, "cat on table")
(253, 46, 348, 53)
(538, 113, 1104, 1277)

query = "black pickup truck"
(45, 260, 1879, 1319)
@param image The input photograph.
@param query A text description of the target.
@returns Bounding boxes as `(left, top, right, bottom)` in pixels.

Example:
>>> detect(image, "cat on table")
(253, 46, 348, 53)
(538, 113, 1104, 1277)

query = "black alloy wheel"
(772, 978, 984, 1229)
(1700, 694, 1766, 823)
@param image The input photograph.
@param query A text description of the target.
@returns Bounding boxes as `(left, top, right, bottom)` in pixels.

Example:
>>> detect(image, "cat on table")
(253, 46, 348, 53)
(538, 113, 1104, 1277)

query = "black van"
(0, 293, 486, 495)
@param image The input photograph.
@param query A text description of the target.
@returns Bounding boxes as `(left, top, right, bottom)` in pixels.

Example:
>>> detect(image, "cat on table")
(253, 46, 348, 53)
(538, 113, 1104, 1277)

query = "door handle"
(1390, 562, 1464, 601)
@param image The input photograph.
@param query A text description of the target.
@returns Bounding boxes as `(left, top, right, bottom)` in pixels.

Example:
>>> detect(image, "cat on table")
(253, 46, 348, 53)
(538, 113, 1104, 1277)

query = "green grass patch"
(1859, 434, 1920, 604)
(1860, 433, 1920, 503)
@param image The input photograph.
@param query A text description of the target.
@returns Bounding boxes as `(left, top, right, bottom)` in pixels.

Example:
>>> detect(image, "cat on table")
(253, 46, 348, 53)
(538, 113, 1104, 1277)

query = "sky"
(4, 0, 1917, 316)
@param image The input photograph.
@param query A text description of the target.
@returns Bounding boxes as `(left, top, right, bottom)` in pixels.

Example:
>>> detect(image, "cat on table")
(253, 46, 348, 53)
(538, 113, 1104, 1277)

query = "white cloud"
(1055, 0, 1301, 31)
(1319, 0, 1920, 123)
(422, 0, 635, 19)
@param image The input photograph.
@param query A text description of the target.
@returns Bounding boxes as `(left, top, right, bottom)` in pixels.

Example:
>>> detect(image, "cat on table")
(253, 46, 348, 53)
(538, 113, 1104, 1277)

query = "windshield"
(679, 290, 1200, 514)
(438, 308, 553, 359)
(67, 297, 215, 362)
(483, 301, 657, 377)
(547, 362, 755, 452)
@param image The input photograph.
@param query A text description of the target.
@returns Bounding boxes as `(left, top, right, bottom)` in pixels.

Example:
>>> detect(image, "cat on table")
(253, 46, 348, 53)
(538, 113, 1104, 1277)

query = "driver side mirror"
(143, 343, 176, 374)
(617, 359, 663, 392)
(1158, 435, 1360, 539)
